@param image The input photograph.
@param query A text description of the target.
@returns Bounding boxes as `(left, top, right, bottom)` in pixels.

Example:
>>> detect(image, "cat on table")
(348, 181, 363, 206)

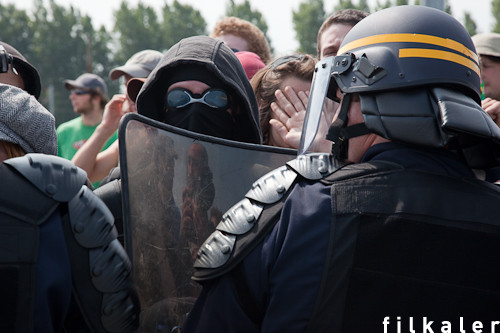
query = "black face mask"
(164, 102, 236, 140)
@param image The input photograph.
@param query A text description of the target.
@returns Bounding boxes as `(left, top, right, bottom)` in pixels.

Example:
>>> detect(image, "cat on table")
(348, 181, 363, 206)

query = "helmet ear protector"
(326, 53, 385, 161)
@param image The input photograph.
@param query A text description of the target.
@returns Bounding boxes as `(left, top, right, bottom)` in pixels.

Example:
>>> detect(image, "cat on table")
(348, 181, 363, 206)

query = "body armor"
(192, 154, 500, 331)
(1, 154, 139, 332)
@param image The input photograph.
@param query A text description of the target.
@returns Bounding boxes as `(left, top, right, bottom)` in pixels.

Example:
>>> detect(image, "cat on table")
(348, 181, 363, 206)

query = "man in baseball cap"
(472, 33, 500, 128)
(57, 72, 114, 176)
(0, 41, 41, 99)
(64, 72, 108, 97)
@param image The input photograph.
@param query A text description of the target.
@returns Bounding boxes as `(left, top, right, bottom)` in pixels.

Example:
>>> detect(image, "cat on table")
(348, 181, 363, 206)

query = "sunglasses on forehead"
(269, 54, 304, 69)
(166, 88, 229, 111)
(71, 89, 92, 95)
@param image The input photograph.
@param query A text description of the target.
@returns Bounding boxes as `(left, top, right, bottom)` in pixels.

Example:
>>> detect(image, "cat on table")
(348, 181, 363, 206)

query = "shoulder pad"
(193, 153, 340, 273)
(68, 186, 117, 248)
(64, 184, 138, 332)
(5, 153, 88, 202)
(245, 165, 297, 204)
(287, 153, 342, 180)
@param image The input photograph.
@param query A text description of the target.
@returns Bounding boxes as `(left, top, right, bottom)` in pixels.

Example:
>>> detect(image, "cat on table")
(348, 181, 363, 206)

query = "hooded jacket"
(137, 35, 262, 144)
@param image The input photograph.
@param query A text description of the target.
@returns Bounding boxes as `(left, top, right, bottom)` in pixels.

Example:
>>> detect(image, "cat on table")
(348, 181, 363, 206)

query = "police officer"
(0, 41, 139, 332)
(183, 6, 500, 332)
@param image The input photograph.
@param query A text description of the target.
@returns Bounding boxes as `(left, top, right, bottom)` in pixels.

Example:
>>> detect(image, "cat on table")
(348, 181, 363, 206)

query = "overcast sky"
(9, 0, 495, 56)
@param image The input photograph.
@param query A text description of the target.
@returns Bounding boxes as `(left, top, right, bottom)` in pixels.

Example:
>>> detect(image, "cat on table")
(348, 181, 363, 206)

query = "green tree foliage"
(162, 0, 207, 49)
(334, 0, 371, 12)
(493, 0, 500, 32)
(357, 0, 371, 12)
(28, 0, 113, 124)
(463, 12, 477, 36)
(0, 3, 33, 53)
(374, 0, 392, 11)
(225, 0, 273, 52)
(444, 0, 452, 15)
(292, 0, 326, 54)
(375, 0, 415, 11)
(113, 2, 162, 65)
(335, 0, 356, 11)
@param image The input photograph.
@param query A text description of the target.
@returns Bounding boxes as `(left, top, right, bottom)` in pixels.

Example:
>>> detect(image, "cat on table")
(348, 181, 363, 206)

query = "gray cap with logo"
(109, 49, 163, 80)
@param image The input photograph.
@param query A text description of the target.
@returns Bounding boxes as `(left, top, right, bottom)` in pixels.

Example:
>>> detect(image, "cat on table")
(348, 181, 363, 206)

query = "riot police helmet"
(326, 5, 500, 167)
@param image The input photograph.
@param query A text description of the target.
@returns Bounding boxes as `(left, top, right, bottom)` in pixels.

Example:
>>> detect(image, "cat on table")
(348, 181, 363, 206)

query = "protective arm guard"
(192, 153, 342, 281)
(5, 154, 140, 332)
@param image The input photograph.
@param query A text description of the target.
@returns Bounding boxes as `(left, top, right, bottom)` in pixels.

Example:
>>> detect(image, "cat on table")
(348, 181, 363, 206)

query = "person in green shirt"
(56, 73, 116, 187)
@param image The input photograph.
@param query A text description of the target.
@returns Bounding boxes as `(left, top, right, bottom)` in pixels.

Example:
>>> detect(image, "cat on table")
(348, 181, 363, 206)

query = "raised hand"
(482, 98, 500, 128)
(269, 86, 339, 152)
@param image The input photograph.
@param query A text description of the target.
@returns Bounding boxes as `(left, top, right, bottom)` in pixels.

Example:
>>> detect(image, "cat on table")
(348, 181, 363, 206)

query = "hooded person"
(136, 35, 262, 144)
(94, 36, 262, 258)
(106, 36, 269, 331)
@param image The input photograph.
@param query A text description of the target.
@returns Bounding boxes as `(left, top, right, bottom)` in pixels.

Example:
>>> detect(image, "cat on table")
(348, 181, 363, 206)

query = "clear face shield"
(300, 53, 380, 160)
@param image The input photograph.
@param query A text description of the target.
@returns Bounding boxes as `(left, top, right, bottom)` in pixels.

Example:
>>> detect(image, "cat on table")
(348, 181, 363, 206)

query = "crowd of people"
(1, 5, 500, 332)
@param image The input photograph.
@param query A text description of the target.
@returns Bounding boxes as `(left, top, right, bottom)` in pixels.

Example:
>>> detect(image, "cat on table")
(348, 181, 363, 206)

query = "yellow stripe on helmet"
(399, 48, 480, 76)
(338, 33, 478, 64)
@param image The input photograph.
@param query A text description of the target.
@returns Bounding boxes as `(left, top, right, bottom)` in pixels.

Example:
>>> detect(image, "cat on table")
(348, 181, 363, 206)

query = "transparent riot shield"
(119, 113, 296, 332)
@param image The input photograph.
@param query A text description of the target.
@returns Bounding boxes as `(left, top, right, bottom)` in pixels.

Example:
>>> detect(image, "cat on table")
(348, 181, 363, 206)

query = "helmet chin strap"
(326, 93, 371, 161)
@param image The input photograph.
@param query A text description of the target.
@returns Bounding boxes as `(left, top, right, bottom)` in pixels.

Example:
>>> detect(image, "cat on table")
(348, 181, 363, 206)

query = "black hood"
(137, 35, 261, 144)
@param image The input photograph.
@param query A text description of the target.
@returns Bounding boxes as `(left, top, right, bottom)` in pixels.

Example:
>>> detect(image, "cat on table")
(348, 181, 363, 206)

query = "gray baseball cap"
(472, 33, 500, 58)
(0, 83, 57, 155)
(64, 73, 108, 97)
(109, 49, 163, 80)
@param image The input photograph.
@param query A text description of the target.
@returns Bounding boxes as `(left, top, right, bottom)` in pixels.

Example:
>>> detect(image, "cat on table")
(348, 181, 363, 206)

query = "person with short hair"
(56, 73, 114, 166)
(210, 16, 271, 64)
(316, 8, 368, 59)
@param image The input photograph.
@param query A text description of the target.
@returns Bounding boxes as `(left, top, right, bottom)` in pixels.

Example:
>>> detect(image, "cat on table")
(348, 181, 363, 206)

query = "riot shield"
(119, 113, 296, 332)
